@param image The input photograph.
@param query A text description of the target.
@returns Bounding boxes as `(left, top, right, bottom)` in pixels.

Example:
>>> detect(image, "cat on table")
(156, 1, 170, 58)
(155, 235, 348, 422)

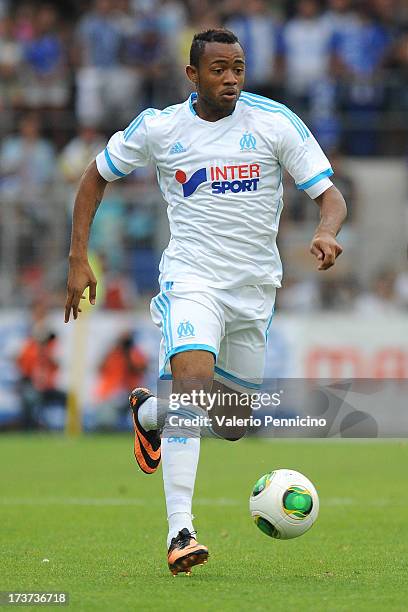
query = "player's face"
(187, 42, 245, 117)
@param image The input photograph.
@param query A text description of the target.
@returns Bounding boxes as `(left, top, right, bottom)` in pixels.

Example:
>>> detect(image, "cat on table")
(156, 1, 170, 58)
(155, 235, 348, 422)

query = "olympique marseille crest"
(240, 132, 257, 151)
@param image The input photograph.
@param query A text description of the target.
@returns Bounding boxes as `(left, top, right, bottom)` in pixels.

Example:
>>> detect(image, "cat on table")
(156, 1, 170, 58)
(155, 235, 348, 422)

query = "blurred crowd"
(0, 0, 408, 311)
(11, 296, 149, 430)
(2, 0, 408, 146)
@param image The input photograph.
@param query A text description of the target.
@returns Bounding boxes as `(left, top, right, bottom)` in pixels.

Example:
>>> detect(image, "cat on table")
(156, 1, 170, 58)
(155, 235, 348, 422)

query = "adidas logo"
(170, 141, 187, 154)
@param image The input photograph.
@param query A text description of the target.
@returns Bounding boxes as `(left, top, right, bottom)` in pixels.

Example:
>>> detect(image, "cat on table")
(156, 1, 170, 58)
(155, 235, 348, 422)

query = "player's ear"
(186, 65, 198, 86)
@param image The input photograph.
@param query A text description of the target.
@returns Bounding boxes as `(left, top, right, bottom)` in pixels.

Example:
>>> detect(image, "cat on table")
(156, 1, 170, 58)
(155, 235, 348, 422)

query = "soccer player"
(65, 29, 346, 575)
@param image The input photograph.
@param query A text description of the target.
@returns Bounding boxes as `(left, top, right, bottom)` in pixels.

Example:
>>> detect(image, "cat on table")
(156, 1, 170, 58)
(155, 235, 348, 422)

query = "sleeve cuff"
(95, 148, 127, 182)
(296, 168, 333, 193)
(305, 177, 333, 199)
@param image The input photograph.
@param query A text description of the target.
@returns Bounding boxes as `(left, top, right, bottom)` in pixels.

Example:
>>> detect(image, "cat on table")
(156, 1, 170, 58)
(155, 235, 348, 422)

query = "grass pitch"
(1, 435, 408, 611)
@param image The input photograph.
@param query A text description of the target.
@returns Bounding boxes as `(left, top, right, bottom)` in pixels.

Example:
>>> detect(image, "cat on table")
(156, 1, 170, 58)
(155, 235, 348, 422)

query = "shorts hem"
(214, 365, 262, 390)
(160, 343, 218, 379)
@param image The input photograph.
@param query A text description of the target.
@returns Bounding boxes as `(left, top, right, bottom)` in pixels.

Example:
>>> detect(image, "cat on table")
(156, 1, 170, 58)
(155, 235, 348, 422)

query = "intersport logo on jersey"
(175, 163, 261, 197)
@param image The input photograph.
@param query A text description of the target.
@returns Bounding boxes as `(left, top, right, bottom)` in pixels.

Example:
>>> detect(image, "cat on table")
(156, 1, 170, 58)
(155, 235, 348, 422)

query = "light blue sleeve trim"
(296, 168, 333, 190)
(104, 148, 127, 177)
(214, 366, 262, 390)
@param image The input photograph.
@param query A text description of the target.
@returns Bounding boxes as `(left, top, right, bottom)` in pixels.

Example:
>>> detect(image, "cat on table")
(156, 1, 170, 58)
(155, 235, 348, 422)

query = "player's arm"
(64, 161, 106, 322)
(64, 110, 156, 322)
(277, 111, 347, 272)
(310, 185, 347, 271)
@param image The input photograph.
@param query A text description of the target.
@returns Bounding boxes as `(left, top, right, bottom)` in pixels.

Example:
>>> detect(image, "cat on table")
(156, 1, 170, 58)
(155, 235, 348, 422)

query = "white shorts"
(150, 282, 276, 391)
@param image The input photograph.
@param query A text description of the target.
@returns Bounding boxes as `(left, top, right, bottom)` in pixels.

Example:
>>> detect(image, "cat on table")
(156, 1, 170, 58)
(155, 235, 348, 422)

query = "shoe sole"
(168, 549, 209, 576)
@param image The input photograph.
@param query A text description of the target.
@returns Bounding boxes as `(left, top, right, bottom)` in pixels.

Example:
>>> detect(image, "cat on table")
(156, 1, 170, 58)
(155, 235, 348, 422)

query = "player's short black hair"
(190, 29, 242, 68)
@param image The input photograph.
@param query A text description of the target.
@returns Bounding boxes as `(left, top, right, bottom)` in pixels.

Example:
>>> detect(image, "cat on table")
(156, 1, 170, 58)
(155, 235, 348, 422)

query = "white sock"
(138, 396, 210, 434)
(139, 399, 203, 547)
(168, 512, 195, 543)
(138, 397, 158, 430)
(162, 435, 200, 548)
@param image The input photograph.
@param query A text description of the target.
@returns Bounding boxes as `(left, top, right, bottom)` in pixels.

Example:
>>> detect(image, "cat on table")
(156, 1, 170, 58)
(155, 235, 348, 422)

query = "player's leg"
(162, 280, 275, 572)
(164, 349, 214, 575)
(129, 352, 213, 575)
(129, 283, 223, 573)
(209, 379, 252, 441)
(129, 283, 221, 472)
(210, 285, 277, 439)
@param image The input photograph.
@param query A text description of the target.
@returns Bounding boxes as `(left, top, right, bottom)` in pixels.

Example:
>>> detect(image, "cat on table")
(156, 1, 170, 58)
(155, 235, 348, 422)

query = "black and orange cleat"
(167, 529, 209, 576)
(129, 387, 161, 474)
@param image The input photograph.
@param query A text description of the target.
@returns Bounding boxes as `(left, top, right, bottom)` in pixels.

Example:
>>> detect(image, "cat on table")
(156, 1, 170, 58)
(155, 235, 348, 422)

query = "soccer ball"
(249, 469, 319, 540)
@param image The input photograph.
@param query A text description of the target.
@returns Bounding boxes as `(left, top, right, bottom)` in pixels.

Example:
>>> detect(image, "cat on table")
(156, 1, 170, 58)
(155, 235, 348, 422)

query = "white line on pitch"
(0, 497, 393, 507)
(0, 497, 238, 506)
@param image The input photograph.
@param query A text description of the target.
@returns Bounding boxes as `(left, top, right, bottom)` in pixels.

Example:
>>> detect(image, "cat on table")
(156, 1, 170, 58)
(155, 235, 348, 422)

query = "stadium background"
(0, 0, 407, 430)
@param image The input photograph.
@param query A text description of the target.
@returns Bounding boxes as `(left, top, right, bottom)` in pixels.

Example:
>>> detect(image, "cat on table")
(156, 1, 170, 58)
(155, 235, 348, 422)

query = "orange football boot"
(129, 388, 161, 474)
(167, 529, 209, 576)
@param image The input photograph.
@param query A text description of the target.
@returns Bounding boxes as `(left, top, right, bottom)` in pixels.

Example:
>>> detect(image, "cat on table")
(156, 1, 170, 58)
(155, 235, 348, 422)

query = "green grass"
(1, 436, 408, 611)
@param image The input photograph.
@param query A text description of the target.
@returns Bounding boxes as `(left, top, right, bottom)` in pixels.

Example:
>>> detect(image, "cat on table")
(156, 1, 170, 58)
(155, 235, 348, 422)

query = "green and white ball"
(249, 469, 319, 540)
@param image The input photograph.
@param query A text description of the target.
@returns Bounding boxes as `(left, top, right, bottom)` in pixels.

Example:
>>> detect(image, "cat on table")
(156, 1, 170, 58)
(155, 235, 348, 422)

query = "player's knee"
(223, 431, 246, 442)
(171, 350, 215, 392)
(213, 425, 247, 442)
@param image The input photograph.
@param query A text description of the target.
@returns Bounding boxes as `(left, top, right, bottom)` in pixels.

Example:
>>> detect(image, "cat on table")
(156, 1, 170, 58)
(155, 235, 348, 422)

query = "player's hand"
(310, 231, 343, 271)
(64, 256, 97, 322)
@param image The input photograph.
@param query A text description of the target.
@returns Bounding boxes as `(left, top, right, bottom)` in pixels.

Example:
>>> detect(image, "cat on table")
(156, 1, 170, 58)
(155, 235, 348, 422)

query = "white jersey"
(96, 91, 333, 288)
